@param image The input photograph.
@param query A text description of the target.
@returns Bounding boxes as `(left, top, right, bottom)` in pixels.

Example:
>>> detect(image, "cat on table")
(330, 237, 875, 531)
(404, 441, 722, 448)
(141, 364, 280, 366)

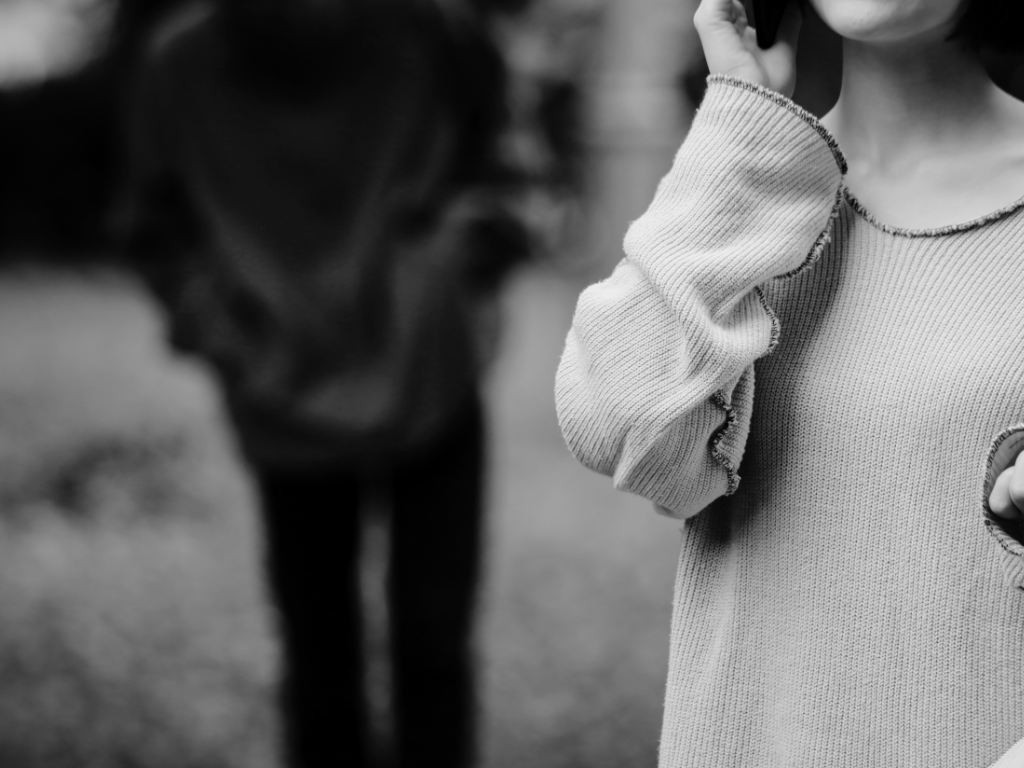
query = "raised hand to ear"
(693, 0, 802, 97)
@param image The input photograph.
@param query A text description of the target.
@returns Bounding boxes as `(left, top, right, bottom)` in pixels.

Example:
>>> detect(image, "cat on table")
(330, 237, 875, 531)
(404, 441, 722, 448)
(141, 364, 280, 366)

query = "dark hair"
(212, 0, 367, 95)
(951, 0, 1024, 53)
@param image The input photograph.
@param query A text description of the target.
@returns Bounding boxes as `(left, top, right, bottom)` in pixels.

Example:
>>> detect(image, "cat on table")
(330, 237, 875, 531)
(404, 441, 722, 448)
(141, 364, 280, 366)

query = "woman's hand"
(989, 452, 1024, 520)
(693, 0, 802, 98)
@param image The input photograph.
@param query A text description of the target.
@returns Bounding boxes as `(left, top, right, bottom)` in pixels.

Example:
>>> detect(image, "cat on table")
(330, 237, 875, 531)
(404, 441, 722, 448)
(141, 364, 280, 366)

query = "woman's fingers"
(694, 0, 800, 95)
(694, 0, 743, 29)
(989, 465, 1024, 520)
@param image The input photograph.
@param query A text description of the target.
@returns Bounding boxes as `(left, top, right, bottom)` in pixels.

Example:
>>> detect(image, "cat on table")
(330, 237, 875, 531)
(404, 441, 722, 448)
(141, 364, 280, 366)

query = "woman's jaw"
(808, 0, 967, 47)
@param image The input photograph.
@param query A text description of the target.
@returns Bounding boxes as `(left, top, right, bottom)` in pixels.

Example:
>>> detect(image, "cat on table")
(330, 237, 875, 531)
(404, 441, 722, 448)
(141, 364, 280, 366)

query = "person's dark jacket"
(125, 2, 529, 466)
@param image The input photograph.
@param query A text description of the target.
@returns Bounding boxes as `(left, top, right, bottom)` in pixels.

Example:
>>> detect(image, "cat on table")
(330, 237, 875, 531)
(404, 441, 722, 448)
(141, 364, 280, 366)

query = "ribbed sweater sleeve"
(555, 76, 846, 518)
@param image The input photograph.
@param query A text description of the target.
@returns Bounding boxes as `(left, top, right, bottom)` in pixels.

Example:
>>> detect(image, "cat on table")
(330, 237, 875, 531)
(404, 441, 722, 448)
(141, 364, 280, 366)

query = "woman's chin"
(811, 0, 960, 46)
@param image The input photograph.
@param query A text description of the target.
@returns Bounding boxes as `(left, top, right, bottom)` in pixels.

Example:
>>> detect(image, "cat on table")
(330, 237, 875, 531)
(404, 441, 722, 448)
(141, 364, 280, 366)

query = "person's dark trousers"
(389, 399, 484, 768)
(255, 397, 485, 768)
(257, 460, 366, 768)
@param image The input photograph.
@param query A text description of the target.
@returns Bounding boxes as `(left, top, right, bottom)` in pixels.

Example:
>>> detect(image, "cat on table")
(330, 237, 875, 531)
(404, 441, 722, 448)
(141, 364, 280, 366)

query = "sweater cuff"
(705, 75, 847, 175)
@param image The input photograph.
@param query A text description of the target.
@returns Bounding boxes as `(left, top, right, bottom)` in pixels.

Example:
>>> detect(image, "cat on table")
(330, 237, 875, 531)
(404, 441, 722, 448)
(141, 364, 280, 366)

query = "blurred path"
(479, 267, 680, 768)
(0, 264, 682, 767)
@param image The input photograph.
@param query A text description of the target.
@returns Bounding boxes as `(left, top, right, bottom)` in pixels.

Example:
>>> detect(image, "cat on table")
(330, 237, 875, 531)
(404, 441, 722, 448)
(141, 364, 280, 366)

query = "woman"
(556, 0, 1024, 764)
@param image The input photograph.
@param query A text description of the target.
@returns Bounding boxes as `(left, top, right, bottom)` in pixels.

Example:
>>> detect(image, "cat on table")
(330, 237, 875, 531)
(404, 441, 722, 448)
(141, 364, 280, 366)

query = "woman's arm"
(556, 76, 845, 518)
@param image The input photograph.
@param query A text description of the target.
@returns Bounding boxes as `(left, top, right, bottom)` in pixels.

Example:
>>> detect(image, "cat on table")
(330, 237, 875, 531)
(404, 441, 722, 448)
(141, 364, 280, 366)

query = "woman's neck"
(824, 39, 999, 172)
(820, 37, 1024, 229)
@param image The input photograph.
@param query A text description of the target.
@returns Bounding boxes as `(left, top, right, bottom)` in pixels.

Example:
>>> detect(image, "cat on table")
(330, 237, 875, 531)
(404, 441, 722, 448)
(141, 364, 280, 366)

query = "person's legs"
(388, 397, 486, 768)
(257, 466, 366, 768)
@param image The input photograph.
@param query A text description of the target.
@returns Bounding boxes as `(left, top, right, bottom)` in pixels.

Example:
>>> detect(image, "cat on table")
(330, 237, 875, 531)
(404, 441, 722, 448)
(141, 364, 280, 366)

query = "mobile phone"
(751, 0, 787, 49)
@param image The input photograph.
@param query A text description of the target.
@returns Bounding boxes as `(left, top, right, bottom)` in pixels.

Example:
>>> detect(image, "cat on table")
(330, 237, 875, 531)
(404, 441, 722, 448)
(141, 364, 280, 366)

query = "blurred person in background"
(122, 0, 531, 766)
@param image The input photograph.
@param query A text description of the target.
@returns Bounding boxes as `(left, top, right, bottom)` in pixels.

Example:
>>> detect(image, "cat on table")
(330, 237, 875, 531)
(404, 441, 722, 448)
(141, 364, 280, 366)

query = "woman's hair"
(952, 0, 1024, 53)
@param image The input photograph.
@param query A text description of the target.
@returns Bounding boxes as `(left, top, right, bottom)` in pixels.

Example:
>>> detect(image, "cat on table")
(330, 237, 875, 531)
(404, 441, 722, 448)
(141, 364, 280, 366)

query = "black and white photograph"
(0, 0, 1022, 766)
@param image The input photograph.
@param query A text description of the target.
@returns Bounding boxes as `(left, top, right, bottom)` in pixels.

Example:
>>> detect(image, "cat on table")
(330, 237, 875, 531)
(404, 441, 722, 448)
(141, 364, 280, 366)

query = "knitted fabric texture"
(556, 76, 1024, 767)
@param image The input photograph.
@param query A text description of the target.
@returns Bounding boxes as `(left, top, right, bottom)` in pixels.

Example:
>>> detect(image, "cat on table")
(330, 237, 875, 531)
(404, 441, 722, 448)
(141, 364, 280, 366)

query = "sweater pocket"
(981, 426, 1024, 592)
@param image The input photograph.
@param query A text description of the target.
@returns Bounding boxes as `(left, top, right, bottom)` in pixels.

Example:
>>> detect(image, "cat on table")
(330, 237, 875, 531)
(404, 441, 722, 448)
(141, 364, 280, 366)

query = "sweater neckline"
(843, 185, 1024, 239)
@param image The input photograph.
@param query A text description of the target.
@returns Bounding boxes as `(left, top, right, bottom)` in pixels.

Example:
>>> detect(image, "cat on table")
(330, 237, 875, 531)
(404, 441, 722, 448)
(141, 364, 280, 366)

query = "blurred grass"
(0, 268, 280, 767)
(0, 264, 680, 767)
(479, 269, 679, 768)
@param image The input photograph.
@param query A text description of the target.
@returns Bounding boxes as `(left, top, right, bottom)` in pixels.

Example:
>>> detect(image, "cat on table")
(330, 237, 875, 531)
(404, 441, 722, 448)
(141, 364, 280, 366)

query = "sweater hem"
(844, 186, 1024, 239)
(752, 285, 780, 354)
(775, 184, 844, 280)
(709, 390, 740, 495)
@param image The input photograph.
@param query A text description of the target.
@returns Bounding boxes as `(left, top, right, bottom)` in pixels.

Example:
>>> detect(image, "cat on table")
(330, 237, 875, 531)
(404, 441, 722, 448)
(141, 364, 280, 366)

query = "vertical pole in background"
(577, 0, 701, 276)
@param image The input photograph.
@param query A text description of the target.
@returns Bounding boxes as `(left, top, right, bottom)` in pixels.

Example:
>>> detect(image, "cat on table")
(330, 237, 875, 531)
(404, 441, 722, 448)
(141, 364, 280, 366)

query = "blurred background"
(0, 1, 1021, 767)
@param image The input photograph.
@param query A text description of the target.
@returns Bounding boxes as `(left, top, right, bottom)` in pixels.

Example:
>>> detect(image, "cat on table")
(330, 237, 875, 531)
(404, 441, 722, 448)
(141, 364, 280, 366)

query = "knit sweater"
(556, 76, 1024, 767)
